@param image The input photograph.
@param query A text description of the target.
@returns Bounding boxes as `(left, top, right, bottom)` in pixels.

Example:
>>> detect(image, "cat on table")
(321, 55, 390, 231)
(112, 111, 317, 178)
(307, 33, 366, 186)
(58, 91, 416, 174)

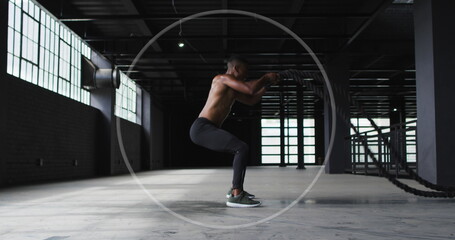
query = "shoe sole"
(226, 194, 255, 199)
(226, 201, 261, 208)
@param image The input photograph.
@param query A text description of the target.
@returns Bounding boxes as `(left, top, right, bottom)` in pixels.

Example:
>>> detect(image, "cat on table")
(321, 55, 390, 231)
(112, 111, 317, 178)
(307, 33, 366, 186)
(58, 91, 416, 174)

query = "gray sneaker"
(226, 191, 261, 208)
(226, 188, 255, 199)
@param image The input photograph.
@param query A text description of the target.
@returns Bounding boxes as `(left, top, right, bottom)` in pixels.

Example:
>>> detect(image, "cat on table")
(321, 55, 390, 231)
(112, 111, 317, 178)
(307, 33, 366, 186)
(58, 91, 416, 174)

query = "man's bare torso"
(198, 75, 236, 127)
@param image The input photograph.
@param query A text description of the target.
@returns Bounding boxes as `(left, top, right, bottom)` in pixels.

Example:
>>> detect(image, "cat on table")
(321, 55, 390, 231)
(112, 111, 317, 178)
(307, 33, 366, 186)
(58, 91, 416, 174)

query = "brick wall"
(150, 101, 164, 169)
(1, 75, 100, 186)
(111, 117, 142, 174)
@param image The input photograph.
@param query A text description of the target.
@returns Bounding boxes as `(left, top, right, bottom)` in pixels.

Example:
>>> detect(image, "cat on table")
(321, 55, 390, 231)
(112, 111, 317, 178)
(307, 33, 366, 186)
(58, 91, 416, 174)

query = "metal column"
(279, 91, 286, 167)
(297, 85, 305, 169)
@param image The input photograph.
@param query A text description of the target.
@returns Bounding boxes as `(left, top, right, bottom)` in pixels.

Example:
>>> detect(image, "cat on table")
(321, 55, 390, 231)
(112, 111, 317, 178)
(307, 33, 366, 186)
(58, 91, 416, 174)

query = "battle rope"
(277, 69, 455, 198)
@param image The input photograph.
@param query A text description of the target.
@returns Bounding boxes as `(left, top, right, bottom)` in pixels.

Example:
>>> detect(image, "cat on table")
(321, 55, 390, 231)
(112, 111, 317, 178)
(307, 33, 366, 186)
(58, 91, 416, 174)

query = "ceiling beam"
(119, 65, 413, 72)
(278, 0, 306, 50)
(83, 34, 351, 42)
(351, 55, 386, 78)
(339, 0, 393, 51)
(221, 0, 228, 52)
(102, 52, 325, 57)
(118, 63, 318, 67)
(59, 13, 371, 22)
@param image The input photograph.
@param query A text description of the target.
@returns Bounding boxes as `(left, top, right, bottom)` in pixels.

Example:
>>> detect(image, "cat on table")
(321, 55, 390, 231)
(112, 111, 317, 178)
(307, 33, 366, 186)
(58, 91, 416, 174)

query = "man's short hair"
(227, 55, 249, 68)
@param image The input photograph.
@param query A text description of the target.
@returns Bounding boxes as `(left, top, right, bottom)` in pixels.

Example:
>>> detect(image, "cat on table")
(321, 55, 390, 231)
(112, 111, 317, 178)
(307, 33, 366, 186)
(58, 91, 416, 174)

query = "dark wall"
(111, 117, 142, 174)
(0, 75, 151, 186)
(150, 100, 165, 169)
(140, 90, 165, 170)
(1, 76, 100, 186)
(0, 0, 8, 186)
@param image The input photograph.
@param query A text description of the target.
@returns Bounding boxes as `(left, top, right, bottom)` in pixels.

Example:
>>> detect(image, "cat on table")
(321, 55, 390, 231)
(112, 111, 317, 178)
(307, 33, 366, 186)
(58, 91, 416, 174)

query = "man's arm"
(235, 87, 267, 106)
(217, 73, 277, 96)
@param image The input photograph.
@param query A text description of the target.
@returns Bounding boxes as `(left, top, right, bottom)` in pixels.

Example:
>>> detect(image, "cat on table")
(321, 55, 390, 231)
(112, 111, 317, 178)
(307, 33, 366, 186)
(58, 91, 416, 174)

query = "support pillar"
(150, 100, 165, 169)
(324, 52, 351, 173)
(90, 52, 115, 175)
(297, 85, 305, 169)
(0, 0, 8, 186)
(389, 75, 406, 165)
(141, 90, 152, 170)
(414, 0, 455, 186)
(390, 95, 406, 164)
(279, 91, 286, 167)
(314, 100, 325, 165)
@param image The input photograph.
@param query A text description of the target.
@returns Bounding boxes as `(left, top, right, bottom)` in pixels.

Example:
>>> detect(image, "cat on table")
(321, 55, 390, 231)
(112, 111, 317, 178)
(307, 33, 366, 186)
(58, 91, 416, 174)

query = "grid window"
(405, 118, 417, 163)
(7, 0, 22, 77)
(261, 118, 316, 165)
(115, 72, 138, 123)
(7, 0, 91, 105)
(303, 119, 316, 163)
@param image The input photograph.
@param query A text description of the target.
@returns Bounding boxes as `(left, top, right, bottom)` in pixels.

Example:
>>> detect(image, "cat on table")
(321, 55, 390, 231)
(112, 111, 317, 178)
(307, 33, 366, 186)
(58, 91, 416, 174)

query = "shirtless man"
(189, 56, 279, 208)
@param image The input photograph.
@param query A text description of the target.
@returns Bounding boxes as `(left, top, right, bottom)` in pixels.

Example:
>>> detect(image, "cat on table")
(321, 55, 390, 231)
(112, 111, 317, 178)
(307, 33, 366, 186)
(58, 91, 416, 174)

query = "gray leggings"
(189, 117, 248, 189)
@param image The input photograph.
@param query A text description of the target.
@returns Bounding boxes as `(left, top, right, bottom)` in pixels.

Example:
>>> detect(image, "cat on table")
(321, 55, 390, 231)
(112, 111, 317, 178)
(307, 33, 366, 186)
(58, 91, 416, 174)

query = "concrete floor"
(1, 166, 454, 240)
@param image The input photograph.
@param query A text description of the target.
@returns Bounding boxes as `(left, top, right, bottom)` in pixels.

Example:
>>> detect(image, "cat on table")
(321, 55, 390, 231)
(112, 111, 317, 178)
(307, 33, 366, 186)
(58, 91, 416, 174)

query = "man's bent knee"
(235, 141, 249, 154)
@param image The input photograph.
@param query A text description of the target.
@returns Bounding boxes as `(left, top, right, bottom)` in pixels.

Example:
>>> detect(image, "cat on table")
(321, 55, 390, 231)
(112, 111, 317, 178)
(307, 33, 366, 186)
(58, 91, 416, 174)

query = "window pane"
(43, 71, 48, 88)
(304, 146, 315, 154)
(38, 69, 43, 86)
(8, 2, 15, 27)
(285, 119, 297, 127)
(14, 31, 20, 56)
(287, 137, 297, 145)
(287, 128, 297, 136)
(262, 128, 280, 136)
(20, 59, 27, 80)
(15, 6, 21, 30)
(26, 61, 32, 82)
(304, 119, 314, 126)
(13, 56, 20, 76)
(32, 65, 38, 84)
(7, 53, 13, 74)
(262, 146, 281, 155)
(304, 155, 315, 164)
(288, 155, 297, 164)
(8, 28, 14, 53)
(304, 128, 315, 136)
(285, 146, 297, 154)
(304, 137, 315, 145)
(262, 155, 280, 164)
(261, 119, 280, 127)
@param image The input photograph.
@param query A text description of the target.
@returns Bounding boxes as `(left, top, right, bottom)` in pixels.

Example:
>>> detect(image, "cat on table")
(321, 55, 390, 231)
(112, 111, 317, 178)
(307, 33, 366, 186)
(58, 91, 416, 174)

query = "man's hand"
(263, 73, 280, 90)
(265, 73, 279, 84)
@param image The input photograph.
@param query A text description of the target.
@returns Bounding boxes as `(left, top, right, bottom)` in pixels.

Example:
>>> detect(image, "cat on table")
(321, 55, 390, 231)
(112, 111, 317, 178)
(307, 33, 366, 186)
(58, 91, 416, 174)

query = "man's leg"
(231, 141, 249, 192)
(190, 119, 249, 191)
(190, 118, 260, 207)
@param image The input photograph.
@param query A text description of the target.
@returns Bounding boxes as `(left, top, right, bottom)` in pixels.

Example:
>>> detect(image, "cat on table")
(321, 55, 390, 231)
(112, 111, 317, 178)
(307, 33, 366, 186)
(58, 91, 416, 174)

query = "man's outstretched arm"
(234, 73, 280, 106)
(234, 87, 267, 106)
(216, 73, 278, 96)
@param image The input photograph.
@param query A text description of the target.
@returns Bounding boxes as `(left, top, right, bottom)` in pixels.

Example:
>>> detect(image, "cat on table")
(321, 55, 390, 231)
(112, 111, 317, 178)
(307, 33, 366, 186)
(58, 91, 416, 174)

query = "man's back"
(198, 74, 236, 127)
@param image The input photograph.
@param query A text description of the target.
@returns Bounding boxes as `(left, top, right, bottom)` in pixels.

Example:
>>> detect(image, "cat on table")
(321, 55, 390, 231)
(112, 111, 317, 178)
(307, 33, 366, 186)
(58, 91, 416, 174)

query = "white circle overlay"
(117, 9, 337, 229)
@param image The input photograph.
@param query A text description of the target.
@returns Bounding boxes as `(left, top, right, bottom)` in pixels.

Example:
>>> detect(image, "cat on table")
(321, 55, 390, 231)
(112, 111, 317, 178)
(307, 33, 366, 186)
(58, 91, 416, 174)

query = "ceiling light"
(178, 41, 185, 48)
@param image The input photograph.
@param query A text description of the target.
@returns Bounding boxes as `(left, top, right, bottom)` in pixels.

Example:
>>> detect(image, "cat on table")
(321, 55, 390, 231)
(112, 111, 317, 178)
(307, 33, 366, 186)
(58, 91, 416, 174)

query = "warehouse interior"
(1, 0, 455, 239)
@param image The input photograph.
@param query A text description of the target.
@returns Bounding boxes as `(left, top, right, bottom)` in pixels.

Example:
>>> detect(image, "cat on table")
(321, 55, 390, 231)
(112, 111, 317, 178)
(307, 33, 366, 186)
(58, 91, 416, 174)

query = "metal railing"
(347, 120, 417, 177)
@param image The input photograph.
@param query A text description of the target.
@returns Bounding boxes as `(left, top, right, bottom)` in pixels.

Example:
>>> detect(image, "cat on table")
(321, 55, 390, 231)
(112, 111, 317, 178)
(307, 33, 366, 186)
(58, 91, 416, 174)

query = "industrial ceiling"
(36, 0, 416, 119)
